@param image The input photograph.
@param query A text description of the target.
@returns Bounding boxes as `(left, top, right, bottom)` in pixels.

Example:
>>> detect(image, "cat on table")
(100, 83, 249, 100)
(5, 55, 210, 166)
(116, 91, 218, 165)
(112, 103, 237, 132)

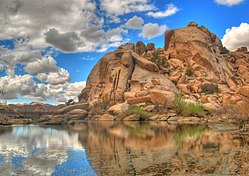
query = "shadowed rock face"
(73, 122, 249, 175)
(78, 22, 249, 113)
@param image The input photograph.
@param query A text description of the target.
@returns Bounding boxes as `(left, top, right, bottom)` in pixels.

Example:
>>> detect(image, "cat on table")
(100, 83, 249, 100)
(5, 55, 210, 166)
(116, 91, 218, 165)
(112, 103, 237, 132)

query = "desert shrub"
(153, 103, 168, 114)
(151, 51, 168, 68)
(172, 94, 204, 117)
(186, 69, 194, 77)
(221, 103, 249, 130)
(200, 83, 219, 94)
(120, 106, 153, 120)
(65, 99, 75, 106)
(172, 80, 178, 85)
(220, 46, 230, 54)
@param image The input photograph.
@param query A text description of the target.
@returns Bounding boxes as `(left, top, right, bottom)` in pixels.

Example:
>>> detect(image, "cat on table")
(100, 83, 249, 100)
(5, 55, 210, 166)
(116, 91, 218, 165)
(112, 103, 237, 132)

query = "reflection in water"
(0, 125, 96, 176)
(0, 122, 249, 175)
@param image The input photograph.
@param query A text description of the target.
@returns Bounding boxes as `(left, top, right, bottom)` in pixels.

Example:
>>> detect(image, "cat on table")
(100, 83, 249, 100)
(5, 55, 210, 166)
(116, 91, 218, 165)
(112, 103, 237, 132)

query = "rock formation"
(78, 22, 249, 115)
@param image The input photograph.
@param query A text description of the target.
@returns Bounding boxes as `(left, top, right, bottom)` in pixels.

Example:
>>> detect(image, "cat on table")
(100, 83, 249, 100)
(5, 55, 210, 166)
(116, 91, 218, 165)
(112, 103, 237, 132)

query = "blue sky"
(0, 0, 248, 104)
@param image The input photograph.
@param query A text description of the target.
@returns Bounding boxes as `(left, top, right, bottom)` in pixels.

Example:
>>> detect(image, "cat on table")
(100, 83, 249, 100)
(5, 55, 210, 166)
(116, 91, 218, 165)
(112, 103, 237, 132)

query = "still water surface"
(0, 122, 249, 175)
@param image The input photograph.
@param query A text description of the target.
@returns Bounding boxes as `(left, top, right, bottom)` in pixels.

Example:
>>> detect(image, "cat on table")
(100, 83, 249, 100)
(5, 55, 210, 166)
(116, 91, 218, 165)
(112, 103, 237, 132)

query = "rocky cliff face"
(78, 22, 249, 113)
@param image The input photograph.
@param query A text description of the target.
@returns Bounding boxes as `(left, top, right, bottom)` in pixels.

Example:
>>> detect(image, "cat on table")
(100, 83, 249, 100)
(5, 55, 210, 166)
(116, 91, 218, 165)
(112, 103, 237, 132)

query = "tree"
(65, 99, 75, 106)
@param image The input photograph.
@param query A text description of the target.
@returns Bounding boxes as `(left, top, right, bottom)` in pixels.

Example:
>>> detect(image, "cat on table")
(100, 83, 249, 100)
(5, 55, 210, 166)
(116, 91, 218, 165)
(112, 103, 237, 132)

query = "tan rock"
(135, 91, 149, 97)
(178, 84, 190, 94)
(187, 21, 198, 27)
(236, 46, 248, 52)
(57, 103, 89, 114)
(188, 80, 201, 93)
(124, 92, 136, 101)
(150, 89, 176, 105)
(143, 105, 155, 112)
(151, 78, 160, 86)
(135, 41, 146, 55)
(168, 59, 183, 68)
(146, 43, 155, 51)
(222, 95, 230, 105)
(200, 95, 208, 104)
(123, 114, 141, 121)
(237, 86, 249, 98)
(108, 103, 129, 115)
(226, 77, 237, 90)
(100, 114, 115, 121)
(203, 103, 220, 113)
(126, 96, 151, 104)
(131, 52, 159, 72)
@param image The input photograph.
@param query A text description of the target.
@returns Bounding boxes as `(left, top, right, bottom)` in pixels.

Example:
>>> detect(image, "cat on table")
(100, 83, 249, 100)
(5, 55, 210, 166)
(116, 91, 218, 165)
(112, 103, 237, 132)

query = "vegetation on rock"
(172, 94, 204, 117)
(151, 51, 168, 68)
(200, 83, 219, 94)
(120, 106, 153, 120)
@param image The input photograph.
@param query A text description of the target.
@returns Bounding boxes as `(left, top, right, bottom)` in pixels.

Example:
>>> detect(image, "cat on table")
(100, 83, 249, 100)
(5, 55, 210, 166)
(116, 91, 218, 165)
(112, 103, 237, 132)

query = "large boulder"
(150, 89, 176, 105)
(135, 41, 146, 55)
(57, 103, 89, 114)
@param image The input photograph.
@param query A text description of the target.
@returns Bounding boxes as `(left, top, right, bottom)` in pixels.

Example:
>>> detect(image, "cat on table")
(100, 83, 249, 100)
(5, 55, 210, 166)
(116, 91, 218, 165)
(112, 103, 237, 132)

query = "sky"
(0, 0, 248, 105)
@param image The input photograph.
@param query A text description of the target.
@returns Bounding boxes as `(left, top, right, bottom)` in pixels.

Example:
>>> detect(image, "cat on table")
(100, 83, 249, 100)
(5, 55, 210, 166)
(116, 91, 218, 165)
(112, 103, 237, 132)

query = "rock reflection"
(1, 123, 249, 175)
(73, 121, 249, 175)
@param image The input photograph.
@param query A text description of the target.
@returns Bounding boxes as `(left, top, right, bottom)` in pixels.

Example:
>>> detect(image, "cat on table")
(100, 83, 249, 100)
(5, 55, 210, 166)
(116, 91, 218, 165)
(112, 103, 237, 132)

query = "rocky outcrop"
(77, 22, 249, 120)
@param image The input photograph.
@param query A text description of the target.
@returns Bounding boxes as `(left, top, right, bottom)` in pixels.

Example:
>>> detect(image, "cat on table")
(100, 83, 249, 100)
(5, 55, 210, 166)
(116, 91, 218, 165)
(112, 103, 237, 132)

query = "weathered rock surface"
(76, 22, 249, 120)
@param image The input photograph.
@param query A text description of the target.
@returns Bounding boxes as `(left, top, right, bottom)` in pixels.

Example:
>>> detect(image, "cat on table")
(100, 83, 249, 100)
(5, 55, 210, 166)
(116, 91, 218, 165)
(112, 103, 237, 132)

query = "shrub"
(153, 103, 168, 114)
(151, 51, 168, 68)
(221, 103, 249, 130)
(172, 80, 178, 85)
(65, 99, 75, 106)
(172, 94, 204, 117)
(120, 106, 153, 120)
(186, 69, 194, 77)
(220, 46, 230, 54)
(200, 83, 219, 94)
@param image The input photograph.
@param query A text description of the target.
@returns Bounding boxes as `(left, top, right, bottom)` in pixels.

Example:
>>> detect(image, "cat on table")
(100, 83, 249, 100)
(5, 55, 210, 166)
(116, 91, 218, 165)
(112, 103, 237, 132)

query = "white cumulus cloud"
(36, 68, 70, 85)
(125, 16, 144, 29)
(222, 23, 249, 51)
(24, 56, 58, 74)
(215, 0, 245, 6)
(147, 4, 179, 18)
(100, 0, 155, 16)
(139, 23, 167, 39)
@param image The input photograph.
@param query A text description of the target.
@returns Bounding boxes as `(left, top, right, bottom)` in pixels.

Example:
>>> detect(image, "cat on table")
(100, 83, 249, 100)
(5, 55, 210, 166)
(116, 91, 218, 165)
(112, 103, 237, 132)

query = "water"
(0, 122, 249, 175)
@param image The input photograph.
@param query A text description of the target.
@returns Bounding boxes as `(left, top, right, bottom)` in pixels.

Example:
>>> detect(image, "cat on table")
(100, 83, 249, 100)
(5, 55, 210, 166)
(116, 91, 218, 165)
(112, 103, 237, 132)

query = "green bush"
(120, 106, 153, 120)
(220, 46, 230, 54)
(172, 94, 204, 117)
(151, 51, 168, 68)
(65, 99, 75, 106)
(200, 83, 219, 94)
(186, 69, 194, 77)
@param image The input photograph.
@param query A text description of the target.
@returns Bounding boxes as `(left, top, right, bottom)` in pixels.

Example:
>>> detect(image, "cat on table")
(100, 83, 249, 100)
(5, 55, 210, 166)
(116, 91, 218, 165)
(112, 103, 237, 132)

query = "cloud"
(24, 56, 58, 74)
(0, 0, 126, 52)
(147, 4, 179, 18)
(45, 29, 82, 52)
(215, 0, 245, 6)
(36, 68, 70, 85)
(222, 23, 249, 51)
(0, 74, 40, 100)
(125, 16, 144, 29)
(100, 0, 155, 16)
(139, 23, 167, 39)
(0, 74, 85, 103)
